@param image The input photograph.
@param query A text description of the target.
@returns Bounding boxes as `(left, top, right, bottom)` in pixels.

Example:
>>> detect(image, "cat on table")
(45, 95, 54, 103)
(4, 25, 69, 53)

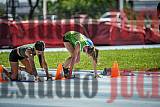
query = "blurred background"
(0, 0, 160, 48)
(0, 0, 159, 20)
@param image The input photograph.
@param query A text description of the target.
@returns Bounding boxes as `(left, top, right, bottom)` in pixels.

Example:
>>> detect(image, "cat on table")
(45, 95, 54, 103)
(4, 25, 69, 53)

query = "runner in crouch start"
(8, 41, 51, 81)
(63, 31, 100, 78)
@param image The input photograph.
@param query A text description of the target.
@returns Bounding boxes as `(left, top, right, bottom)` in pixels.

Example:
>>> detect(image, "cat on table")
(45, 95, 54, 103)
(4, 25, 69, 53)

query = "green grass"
(0, 48, 160, 70)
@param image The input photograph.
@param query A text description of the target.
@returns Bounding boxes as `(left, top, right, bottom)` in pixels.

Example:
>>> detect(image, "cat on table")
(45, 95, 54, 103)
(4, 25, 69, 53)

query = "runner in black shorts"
(8, 41, 51, 81)
(9, 49, 25, 62)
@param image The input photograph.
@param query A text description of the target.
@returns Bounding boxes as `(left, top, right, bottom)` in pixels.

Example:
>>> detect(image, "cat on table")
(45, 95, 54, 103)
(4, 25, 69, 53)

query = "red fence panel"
(0, 20, 160, 48)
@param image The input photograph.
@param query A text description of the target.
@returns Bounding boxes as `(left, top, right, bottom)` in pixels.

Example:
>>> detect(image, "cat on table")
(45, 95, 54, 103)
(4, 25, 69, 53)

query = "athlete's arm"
(91, 56, 100, 78)
(92, 57, 97, 74)
(38, 51, 50, 80)
(25, 49, 38, 76)
(70, 43, 80, 72)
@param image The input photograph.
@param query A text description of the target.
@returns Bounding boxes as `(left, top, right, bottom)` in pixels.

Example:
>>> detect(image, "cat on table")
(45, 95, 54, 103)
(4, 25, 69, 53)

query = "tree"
(28, 0, 40, 20)
(0, 4, 5, 16)
(47, 0, 117, 19)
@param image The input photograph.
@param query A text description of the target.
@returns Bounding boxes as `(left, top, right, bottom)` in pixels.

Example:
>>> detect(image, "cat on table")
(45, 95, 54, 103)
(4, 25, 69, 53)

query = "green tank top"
(64, 31, 89, 51)
(17, 43, 36, 57)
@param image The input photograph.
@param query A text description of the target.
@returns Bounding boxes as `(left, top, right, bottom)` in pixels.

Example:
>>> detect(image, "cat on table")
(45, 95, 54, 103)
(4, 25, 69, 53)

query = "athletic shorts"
(9, 49, 25, 62)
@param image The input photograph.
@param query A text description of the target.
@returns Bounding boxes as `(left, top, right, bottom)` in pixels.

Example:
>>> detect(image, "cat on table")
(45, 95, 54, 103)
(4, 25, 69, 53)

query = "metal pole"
(6, 0, 8, 15)
(43, 0, 47, 20)
(11, 0, 16, 20)
(119, 0, 124, 11)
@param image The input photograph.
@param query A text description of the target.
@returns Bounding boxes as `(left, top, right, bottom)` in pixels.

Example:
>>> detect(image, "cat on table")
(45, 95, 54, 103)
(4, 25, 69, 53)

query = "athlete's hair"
(87, 46, 99, 63)
(35, 41, 45, 51)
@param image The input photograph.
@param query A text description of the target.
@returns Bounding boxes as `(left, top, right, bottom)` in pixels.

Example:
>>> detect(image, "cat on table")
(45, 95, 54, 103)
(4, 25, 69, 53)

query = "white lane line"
(0, 44, 160, 53)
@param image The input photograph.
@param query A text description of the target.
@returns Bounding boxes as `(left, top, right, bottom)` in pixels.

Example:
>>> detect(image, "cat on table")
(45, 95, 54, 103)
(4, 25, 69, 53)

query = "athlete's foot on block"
(10, 76, 19, 81)
(3, 69, 12, 79)
(94, 74, 101, 78)
(46, 74, 52, 81)
(10, 74, 19, 81)
(63, 67, 70, 78)
(35, 76, 42, 82)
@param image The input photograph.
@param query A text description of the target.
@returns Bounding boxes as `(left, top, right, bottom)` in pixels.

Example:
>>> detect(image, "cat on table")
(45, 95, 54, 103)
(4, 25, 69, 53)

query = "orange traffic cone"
(55, 64, 65, 80)
(111, 61, 120, 78)
(0, 65, 5, 82)
(0, 65, 3, 73)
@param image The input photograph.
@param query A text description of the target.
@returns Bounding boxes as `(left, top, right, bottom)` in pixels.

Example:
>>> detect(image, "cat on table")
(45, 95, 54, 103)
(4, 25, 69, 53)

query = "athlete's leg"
(10, 62, 19, 80)
(2, 66, 11, 79)
(75, 51, 80, 64)
(63, 42, 75, 68)
(9, 49, 20, 80)
(20, 58, 37, 76)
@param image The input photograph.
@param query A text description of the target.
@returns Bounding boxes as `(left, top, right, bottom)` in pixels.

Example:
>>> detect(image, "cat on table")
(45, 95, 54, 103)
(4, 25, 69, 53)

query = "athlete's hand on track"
(35, 76, 42, 82)
(94, 74, 101, 78)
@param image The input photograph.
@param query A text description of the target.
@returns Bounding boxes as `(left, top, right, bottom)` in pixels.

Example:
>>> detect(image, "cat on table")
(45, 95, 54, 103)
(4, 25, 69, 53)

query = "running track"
(0, 45, 160, 107)
(0, 71, 160, 107)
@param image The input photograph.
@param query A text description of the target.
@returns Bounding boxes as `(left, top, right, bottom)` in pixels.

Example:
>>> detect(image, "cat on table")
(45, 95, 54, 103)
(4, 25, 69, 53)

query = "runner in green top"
(63, 31, 94, 51)
(8, 41, 51, 81)
(63, 31, 100, 78)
